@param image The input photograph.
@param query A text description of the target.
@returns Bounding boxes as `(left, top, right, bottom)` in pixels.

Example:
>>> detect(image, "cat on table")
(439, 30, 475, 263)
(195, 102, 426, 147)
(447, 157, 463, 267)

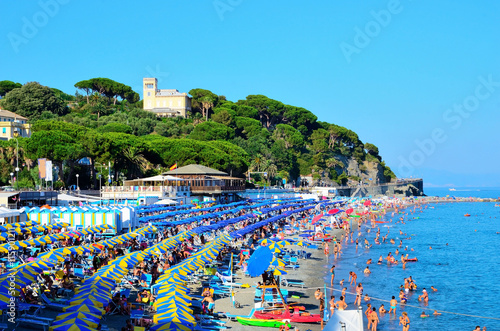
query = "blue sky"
(2, 0, 500, 187)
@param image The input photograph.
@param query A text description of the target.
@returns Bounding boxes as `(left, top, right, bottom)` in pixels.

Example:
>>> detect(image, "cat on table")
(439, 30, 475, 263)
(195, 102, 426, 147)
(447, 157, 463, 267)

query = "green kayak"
(237, 316, 289, 328)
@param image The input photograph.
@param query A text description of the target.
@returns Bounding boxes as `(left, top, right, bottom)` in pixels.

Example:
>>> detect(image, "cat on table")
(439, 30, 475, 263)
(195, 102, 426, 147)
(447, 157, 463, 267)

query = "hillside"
(0, 80, 395, 189)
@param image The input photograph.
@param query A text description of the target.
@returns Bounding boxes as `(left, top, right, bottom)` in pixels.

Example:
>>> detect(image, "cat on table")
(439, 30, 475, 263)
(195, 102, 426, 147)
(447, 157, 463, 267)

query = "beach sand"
(210, 228, 346, 331)
(10, 228, 349, 331)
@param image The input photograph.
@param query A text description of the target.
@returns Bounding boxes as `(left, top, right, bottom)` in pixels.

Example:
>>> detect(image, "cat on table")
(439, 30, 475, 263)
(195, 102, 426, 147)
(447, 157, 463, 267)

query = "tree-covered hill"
(0, 80, 395, 189)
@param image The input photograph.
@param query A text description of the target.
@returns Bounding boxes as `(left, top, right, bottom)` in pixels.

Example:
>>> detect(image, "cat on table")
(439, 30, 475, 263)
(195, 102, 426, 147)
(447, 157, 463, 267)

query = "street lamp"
(10, 173, 14, 186)
(13, 129, 19, 191)
(76, 174, 79, 192)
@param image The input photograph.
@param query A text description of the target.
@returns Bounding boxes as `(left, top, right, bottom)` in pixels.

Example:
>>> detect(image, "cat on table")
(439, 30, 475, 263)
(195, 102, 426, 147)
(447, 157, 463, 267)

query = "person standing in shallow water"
(399, 311, 410, 331)
(330, 265, 335, 286)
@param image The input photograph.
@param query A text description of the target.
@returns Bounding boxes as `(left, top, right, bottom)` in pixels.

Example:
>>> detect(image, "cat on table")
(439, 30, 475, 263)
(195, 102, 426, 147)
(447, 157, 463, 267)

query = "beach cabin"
(0, 207, 27, 224)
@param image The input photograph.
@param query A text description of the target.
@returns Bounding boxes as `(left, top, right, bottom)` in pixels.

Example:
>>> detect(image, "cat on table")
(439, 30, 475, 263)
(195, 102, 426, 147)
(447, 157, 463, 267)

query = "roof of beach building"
(162, 164, 228, 176)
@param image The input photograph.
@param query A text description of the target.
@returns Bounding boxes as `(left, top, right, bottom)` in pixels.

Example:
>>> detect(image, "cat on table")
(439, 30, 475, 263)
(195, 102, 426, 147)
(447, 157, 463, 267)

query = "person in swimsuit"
(330, 265, 335, 286)
(432, 310, 441, 315)
(399, 312, 410, 331)
(365, 304, 373, 330)
(389, 296, 397, 315)
(379, 304, 387, 315)
(420, 311, 429, 318)
(349, 271, 357, 286)
(370, 307, 379, 331)
(335, 296, 347, 310)
(329, 296, 335, 316)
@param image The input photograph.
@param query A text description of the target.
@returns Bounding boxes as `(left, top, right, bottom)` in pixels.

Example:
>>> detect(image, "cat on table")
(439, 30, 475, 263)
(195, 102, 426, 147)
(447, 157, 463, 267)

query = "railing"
(191, 185, 245, 193)
(102, 185, 190, 193)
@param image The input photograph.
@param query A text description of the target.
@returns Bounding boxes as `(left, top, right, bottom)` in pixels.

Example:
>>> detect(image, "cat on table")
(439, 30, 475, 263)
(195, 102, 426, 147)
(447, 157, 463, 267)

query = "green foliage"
(0, 80, 22, 97)
(349, 175, 361, 182)
(337, 171, 348, 185)
(50, 88, 76, 101)
(310, 129, 329, 153)
(188, 121, 234, 141)
(1, 78, 395, 187)
(189, 88, 219, 120)
(234, 116, 263, 139)
(273, 124, 304, 149)
(1, 82, 68, 121)
(97, 123, 132, 134)
(75, 78, 139, 104)
(212, 108, 234, 126)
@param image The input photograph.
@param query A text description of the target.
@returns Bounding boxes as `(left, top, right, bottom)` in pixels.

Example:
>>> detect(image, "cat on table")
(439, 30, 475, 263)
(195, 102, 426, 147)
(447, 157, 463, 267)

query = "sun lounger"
(281, 275, 305, 288)
(16, 316, 51, 331)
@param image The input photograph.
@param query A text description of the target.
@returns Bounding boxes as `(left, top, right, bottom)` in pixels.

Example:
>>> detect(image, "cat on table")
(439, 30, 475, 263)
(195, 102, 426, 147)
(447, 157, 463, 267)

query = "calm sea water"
(323, 187, 500, 330)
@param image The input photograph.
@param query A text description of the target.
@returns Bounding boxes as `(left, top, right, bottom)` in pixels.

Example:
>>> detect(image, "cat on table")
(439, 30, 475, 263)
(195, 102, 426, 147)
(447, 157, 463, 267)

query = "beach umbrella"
(63, 304, 105, 315)
(276, 240, 290, 247)
(68, 298, 106, 308)
(246, 245, 273, 277)
(270, 257, 287, 267)
(327, 209, 340, 215)
(50, 318, 99, 330)
(55, 311, 102, 322)
(273, 267, 288, 276)
(295, 241, 308, 247)
(49, 324, 97, 331)
(312, 213, 324, 224)
(258, 238, 274, 245)
(154, 311, 195, 324)
(149, 322, 193, 331)
(363, 200, 372, 206)
(39, 251, 65, 262)
(345, 208, 354, 215)
(268, 243, 282, 254)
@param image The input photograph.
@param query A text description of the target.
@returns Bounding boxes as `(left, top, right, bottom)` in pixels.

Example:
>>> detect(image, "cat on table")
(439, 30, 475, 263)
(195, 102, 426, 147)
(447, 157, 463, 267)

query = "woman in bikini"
(399, 311, 410, 331)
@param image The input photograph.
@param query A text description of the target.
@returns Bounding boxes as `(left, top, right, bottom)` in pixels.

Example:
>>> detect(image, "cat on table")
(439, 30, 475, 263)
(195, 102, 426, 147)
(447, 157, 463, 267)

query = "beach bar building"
(101, 174, 190, 203)
(162, 164, 245, 203)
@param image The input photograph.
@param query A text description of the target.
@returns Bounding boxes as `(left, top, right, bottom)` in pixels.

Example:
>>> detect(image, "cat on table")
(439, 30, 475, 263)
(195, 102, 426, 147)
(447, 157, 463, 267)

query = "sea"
(323, 187, 500, 330)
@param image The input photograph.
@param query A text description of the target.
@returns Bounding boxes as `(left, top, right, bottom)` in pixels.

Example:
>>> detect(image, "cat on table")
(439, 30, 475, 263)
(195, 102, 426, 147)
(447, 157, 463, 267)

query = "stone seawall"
(336, 179, 424, 197)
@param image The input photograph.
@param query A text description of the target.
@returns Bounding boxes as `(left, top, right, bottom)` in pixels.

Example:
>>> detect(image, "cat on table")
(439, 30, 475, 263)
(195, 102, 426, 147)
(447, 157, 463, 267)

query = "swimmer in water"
(377, 255, 383, 264)
(432, 310, 441, 315)
(431, 286, 437, 292)
(364, 266, 371, 274)
(340, 279, 344, 287)
(379, 304, 387, 314)
(420, 311, 429, 318)
(367, 259, 372, 264)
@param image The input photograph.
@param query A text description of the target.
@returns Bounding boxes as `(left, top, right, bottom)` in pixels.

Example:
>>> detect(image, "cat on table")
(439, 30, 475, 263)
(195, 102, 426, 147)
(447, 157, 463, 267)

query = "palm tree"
(267, 164, 278, 186)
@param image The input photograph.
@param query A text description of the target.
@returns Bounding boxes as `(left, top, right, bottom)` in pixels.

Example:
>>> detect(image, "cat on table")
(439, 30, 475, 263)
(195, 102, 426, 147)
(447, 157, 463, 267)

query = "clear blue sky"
(2, 0, 500, 187)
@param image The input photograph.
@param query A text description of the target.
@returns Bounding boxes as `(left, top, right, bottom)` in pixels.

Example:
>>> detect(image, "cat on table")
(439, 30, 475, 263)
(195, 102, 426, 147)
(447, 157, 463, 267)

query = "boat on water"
(449, 188, 456, 191)
(464, 214, 471, 217)
(237, 316, 290, 328)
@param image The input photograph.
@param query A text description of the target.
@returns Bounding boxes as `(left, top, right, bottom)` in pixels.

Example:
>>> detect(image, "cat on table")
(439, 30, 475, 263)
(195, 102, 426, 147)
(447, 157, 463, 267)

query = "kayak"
(405, 258, 418, 262)
(237, 316, 289, 328)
